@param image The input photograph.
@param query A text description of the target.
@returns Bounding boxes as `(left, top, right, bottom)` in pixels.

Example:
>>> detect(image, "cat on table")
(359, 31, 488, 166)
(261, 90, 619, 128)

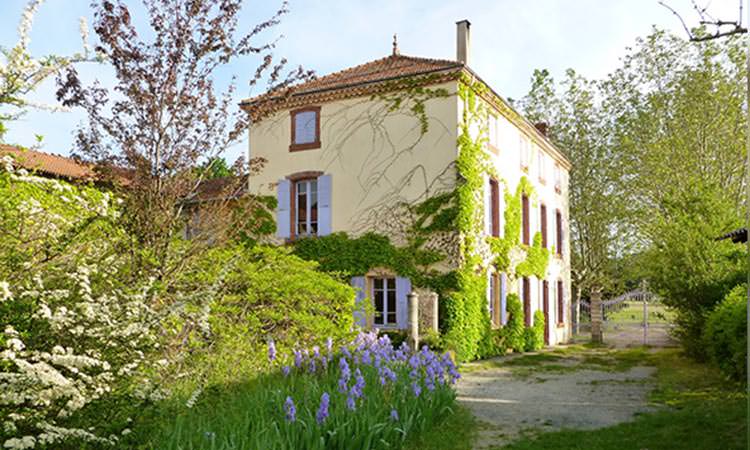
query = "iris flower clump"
(160, 331, 461, 449)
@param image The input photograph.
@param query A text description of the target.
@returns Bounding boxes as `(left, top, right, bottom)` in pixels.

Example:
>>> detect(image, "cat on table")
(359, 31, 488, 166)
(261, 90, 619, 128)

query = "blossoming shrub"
(0, 267, 162, 449)
(703, 284, 747, 382)
(151, 332, 460, 449)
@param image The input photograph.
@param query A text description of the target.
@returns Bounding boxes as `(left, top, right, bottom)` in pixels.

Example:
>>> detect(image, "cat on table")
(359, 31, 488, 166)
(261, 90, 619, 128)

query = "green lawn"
(496, 348, 747, 450)
(604, 303, 675, 323)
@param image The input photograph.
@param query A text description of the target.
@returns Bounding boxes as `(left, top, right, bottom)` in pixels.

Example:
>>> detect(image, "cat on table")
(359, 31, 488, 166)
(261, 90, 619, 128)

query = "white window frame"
(295, 178, 318, 237)
(520, 135, 531, 170)
(488, 114, 500, 149)
(372, 277, 397, 327)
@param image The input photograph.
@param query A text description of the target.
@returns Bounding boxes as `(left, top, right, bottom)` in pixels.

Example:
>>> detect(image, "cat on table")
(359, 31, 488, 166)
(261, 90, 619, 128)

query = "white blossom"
(0, 281, 11, 302)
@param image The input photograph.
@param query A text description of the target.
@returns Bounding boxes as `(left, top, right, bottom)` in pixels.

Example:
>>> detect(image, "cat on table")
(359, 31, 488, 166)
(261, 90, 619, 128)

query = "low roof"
(716, 227, 747, 244)
(0, 145, 94, 180)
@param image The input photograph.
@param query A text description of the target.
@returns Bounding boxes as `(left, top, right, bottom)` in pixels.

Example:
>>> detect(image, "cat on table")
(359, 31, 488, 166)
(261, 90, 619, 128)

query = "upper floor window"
(519, 135, 532, 171)
(538, 151, 546, 183)
(489, 178, 500, 237)
(521, 193, 530, 246)
(372, 277, 397, 326)
(295, 178, 318, 236)
(488, 114, 500, 150)
(555, 209, 563, 257)
(540, 203, 548, 248)
(290, 106, 321, 151)
(554, 164, 562, 193)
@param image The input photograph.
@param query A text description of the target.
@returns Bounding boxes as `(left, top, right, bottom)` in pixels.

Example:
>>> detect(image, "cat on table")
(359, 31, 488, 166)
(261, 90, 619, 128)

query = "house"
(0, 145, 95, 181)
(241, 21, 572, 357)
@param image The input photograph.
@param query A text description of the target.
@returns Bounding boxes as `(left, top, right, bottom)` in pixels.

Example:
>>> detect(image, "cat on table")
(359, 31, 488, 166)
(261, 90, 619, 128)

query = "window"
(488, 114, 500, 149)
(542, 280, 550, 344)
(519, 135, 531, 170)
(521, 194, 530, 245)
(295, 178, 318, 236)
(490, 178, 500, 237)
(538, 151, 546, 183)
(290, 107, 321, 151)
(372, 277, 397, 326)
(522, 277, 531, 327)
(557, 280, 564, 325)
(540, 204, 548, 248)
(555, 209, 563, 257)
(554, 164, 562, 193)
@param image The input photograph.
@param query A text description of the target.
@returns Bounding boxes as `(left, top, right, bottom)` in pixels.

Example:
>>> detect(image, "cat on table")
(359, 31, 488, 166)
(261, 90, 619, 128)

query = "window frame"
(521, 194, 530, 246)
(290, 106, 321, 152)
(556, 279, 565, 326)
(538, 151, 546, 184)
(554, 164, 562, 193)
(555, 208, 563, 257)
(519, 135, 530, 171)
(372, 276, 398, 327)
(487, 113, 500, 152)
(540, 203, 548, 249)
(489, 178, 500, 237)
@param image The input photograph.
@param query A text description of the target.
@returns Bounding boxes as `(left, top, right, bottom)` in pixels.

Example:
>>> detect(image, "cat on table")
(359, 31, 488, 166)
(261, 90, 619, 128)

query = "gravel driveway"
(457, 350, 657, 449)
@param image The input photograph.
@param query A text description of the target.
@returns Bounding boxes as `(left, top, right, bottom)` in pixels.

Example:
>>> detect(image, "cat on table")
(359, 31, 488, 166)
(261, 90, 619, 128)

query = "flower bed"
(153, 332, 460, 449)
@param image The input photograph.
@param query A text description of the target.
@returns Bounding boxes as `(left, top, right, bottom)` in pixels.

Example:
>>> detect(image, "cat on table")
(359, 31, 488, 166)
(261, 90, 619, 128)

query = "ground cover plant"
(147, 331, 462, 450)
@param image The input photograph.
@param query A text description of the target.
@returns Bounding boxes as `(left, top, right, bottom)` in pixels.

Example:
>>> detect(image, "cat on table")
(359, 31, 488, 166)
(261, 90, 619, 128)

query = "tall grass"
(150, 332, 461, 450)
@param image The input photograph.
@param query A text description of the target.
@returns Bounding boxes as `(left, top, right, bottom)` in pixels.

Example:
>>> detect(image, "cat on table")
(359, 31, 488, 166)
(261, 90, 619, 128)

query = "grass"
(494, 348, 747, 450)
(605, 303, 675, 324)
(404, 404, 477, 450)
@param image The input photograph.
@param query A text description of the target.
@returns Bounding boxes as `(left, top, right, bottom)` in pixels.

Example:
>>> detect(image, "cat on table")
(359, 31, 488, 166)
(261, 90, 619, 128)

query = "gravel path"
(457, 352, 657, 449)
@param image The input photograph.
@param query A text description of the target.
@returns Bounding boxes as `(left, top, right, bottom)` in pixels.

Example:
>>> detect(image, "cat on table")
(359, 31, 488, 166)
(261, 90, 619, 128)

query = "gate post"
(407, 291, 419, 351)
(590, 289, 603, 343)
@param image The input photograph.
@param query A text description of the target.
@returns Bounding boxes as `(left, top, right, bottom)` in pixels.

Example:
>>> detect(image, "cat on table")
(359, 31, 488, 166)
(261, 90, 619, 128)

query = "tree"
(0, 0, 96, 140)
(517, 69, 628, 342)
(57, 0, 313, 280)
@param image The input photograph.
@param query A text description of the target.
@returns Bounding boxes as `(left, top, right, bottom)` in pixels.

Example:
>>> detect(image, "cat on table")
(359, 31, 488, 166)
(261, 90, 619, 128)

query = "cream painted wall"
(249, 81, 459, 247)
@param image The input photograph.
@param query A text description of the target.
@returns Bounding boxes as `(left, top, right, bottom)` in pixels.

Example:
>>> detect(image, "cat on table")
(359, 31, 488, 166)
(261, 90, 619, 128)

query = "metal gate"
(574, 289, 673, 347)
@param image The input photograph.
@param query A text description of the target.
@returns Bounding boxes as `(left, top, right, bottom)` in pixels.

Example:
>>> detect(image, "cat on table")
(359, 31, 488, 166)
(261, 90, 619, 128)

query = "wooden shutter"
(555, 209, 563, 256)
(540, 204, 547, 248)
(317, 174, 332, 236)
(490, 179, 500, 237)
(351, 277, 367, 328)
(522, 194, 530, 245)
(276, 179, 291, 239)
(500, 273, 507, 325)
(557, 280, 564, 325)
(395, 277, 412, 330)
(543, 280, 550, 345)
(523, 277, 531, 327)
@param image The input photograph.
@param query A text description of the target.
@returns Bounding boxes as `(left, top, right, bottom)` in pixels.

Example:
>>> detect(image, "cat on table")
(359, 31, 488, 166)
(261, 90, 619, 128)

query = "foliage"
(145, 332, 461, 449)
(172, 245, 356, 384)
(703, 284, 747, 382)
(56, 0, 313, 281)
(523, 310, 546, 352)
(504, 294, 526, 352)
(0, 155, 122, 283)
(516, 233, 551, 279)
(196, 157, 233, 180)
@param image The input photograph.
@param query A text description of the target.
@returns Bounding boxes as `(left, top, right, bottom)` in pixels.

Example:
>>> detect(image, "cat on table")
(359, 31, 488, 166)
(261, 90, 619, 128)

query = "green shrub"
(524, 310, 546, 352)
(174, 245, 356, 384)
(703, 284, 747, 382)
(505, 293, 526, 352)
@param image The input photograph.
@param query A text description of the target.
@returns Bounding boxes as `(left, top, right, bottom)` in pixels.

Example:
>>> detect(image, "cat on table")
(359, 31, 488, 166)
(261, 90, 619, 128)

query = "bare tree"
(57, 0, 313, 279)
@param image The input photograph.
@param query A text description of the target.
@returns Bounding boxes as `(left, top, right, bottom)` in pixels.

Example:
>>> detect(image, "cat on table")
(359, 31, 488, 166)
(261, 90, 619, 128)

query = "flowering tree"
(0, 0, 97, 140)
(56, 0, 313, 280)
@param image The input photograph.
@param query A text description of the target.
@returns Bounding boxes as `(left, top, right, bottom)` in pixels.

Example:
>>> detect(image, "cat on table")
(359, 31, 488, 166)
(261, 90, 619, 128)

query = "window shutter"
(294, 110, 318, 144)
(484, 176, 492, 235)
(540, 204, 548, 248)
(486, 270, 493, 316)
(556, 210, 563, 256)
(351, 276, 367, 328)
(276, 179, 291, 239)
(522, 195, 530, 245)
(500, 273, 507, 325)
(395, 277, 411, 330)
(317, 174, 332, 236)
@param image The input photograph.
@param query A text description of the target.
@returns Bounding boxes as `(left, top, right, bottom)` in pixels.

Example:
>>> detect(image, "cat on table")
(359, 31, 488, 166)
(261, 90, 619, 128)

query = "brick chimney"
(456, 20, 471, 65)
(534, 122, 549, 136)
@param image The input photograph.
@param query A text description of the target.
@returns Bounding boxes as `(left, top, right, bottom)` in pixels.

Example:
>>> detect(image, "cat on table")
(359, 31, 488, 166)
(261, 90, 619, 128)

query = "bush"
(523, 311, 546, 352)
(172, 245, 356, 384)
(703, 284, 747, 382)
(505, 293, 526, 352)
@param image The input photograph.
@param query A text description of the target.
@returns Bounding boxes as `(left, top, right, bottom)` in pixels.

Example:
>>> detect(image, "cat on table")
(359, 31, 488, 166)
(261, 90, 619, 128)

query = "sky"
(0, 0, 742, 162)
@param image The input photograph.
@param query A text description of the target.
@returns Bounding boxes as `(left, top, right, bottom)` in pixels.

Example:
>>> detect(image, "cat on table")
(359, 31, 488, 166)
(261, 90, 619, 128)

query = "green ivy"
(523, 310, 546, 351)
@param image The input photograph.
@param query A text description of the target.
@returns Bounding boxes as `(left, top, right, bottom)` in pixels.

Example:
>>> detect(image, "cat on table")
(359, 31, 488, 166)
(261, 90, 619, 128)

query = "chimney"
(456, 20, 471, 65)
(534, 122, 549, 137)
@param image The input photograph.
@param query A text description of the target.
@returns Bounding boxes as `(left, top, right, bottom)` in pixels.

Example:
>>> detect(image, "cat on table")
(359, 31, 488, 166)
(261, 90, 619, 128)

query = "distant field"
(605, 303, 674, 323)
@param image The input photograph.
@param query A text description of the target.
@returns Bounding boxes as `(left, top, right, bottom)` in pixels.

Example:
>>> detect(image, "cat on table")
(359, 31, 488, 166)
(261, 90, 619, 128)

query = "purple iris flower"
(284, 396, 296, 422)
(268, 339, 276, 362)
(282, 365, 291, 377)
(390, 409, 399, 421)
(293, 349, 303, 368)
(412, 381, 422, 398)
(346, 395, 356, 411)
(316, 392, 330, 424)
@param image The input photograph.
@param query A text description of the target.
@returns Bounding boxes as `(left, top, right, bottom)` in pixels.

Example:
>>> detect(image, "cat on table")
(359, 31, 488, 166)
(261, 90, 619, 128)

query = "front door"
(543, 280, 550, 345)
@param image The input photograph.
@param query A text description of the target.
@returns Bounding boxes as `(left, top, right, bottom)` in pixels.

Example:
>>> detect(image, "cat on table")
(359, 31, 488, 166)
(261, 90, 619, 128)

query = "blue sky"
(0, 0, 739, 162)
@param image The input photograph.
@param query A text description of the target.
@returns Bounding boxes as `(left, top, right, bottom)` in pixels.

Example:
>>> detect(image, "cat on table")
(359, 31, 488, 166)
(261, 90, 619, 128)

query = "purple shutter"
(276, 179, 291, 239)
(351, 276, 367, 328)
(395, 277, 411, 330)
(500, 273, 507, 325)
(317, 174, 332, 236)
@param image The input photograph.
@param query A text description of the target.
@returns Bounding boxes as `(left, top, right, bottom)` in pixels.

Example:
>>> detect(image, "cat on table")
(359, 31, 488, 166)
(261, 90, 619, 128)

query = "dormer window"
(290, 106, 321, 151)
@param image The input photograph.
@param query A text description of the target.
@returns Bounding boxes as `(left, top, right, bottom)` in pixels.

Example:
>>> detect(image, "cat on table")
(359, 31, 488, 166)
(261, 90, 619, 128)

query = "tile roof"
(0, 145, 94, 180)
(240, 54, 463, 116)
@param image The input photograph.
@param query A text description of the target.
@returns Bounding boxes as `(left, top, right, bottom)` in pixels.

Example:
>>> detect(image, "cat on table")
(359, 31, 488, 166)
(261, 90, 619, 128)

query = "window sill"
(289, 141, 321, 152)
(488, 144, 500, 155)
(556, 323, 565, 328)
